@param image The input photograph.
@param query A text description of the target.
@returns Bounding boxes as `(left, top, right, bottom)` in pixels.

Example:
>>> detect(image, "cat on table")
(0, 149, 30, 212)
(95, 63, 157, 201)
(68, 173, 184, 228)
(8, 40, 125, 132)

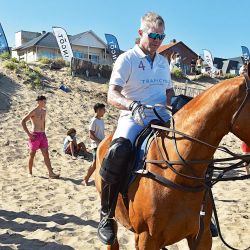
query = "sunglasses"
(147, 32, 166, 41)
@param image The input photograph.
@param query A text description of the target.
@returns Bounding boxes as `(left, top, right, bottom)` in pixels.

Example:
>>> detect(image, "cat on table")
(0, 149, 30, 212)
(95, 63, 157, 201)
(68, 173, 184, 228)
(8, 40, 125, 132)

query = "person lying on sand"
(21, 95, 59, 178)
(63, 128, 88, 160)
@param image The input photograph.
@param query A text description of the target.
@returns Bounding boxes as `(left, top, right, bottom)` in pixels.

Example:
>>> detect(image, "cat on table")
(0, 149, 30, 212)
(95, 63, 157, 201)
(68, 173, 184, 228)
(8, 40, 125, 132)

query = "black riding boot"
(97, 180, 119, 244)
(97, 137, 132, 245)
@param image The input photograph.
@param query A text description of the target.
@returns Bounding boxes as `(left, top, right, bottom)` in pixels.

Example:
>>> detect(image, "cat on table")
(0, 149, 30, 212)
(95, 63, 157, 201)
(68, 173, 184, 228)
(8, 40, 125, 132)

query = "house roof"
(228, 56, 244, 64)
(12, 30, 108, 51)
(157, 42, 178, 53)
(13, 32, 58, 51)
(157, 41, 197, 56)
(70, 30, 107, 48)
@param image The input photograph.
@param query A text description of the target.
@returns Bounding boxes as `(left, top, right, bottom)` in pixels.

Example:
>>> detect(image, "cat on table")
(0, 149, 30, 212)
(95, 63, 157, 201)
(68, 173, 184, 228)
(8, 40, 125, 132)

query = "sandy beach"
(0, 64, 249, 250)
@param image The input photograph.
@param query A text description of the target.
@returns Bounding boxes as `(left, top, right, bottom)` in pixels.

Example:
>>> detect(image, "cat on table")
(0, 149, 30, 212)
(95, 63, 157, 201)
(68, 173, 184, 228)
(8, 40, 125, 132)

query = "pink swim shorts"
(28, 132, 48, 151)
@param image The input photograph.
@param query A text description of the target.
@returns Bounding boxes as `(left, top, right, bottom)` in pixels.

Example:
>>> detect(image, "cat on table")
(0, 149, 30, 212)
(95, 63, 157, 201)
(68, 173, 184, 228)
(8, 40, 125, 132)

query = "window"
(89, 54, 99, 64)
(73, 51, 84, 59)
(38, 51, 57, 59)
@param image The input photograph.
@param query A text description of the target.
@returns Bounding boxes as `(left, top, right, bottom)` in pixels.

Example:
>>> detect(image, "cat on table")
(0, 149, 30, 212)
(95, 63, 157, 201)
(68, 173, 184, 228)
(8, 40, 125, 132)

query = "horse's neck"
(172, 78, 244, 168)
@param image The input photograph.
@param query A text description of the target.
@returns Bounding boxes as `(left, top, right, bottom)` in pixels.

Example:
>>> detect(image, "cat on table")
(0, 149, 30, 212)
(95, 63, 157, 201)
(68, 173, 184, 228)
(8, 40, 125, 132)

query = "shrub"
(33, 78, 41, 86)
(3, 61, 17, 70)
(224, 73, 237, 79)
(171, 67, 183, 79)
(19, 60, 27, 69)
(33, 67, 42, 75)
(0, 52, 11, 60)
(193, 74, 212, 81)
(38, 57, 52, 64)
(11, 57, 19, 63)
(66, 67, 72, 76)
(53, 57, 67, 66)
(28, 71, 39, 80)
(23, 67, 31, 76)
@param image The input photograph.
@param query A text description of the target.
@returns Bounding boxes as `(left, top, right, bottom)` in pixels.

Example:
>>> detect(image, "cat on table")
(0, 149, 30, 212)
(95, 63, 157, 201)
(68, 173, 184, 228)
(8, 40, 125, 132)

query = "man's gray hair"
(140, 12, 165, 32)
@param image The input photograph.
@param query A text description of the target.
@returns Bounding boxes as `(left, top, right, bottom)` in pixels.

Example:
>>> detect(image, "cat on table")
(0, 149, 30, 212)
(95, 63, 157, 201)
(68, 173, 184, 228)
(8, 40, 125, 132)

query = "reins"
(230, 73, 250, 130)
(153, 118, 250, 250)
(135, 75, 250, 250)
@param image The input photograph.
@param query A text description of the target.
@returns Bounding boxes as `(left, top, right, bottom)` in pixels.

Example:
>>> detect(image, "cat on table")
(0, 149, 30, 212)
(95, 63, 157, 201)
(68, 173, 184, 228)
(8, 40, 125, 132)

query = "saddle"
(121, 94, 193, 196)
(120, 119, 165, 196)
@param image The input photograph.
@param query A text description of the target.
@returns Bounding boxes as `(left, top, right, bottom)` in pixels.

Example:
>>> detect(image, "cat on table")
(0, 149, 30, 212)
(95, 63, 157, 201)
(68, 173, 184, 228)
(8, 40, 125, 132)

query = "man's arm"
(166, 88, 175, 106)
(21, 111, 34, 138)
(89, 130, 102, 144)
(108, 85, 133, 110)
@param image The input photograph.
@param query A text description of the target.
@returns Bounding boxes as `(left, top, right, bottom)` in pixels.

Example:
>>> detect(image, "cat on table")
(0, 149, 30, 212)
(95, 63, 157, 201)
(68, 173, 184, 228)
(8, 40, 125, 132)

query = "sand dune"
(0, 65, 249, 250)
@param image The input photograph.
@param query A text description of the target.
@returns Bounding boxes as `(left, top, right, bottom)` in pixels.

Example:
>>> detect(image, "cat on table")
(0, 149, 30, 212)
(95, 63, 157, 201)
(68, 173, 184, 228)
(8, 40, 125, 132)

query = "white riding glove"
(129, 101, 146, 126)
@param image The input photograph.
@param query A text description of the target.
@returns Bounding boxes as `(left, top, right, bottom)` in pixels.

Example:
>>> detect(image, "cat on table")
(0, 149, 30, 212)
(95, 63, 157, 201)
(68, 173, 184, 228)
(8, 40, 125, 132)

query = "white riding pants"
(113, 112, 170, 145)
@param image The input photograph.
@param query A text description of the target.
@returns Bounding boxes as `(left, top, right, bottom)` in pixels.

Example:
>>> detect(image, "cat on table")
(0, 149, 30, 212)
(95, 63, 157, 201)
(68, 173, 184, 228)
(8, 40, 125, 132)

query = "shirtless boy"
(21, 95, 59, 178)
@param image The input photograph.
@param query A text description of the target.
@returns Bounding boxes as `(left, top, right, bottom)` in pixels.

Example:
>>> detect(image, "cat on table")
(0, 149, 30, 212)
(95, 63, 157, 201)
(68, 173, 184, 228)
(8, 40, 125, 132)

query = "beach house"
(157, 40, 198, 74)
(12, 30, 113, 65)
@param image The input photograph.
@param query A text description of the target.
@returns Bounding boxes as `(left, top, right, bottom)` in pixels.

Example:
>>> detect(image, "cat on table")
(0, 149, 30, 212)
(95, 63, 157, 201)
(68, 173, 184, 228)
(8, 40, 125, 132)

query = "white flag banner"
(53, 27, 73, 62)
(203, 49, 216, 72)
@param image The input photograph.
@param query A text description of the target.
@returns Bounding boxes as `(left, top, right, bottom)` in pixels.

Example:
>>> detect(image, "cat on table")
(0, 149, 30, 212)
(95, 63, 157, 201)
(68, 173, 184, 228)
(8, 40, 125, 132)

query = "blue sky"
(1, 0, 249, 58)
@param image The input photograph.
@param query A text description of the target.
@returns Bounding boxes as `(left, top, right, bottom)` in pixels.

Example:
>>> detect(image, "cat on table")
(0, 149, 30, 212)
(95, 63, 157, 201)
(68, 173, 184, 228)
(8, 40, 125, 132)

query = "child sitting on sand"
(63, 128, 88, 160)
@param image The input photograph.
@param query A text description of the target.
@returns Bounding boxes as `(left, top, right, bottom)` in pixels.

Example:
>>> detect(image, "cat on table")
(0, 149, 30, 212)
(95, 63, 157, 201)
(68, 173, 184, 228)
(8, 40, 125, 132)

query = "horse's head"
(230, 61, 250, 145)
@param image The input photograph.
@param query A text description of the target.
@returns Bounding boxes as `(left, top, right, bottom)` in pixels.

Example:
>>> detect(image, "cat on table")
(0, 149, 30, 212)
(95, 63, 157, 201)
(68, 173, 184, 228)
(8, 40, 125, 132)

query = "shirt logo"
(138, 61, 145, 70)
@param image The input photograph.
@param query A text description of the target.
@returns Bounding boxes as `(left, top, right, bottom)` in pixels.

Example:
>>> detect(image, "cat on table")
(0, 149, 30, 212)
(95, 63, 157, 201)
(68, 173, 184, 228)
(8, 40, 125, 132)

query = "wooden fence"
(174, 84, 204, 98)
(71, 57, 112, 79)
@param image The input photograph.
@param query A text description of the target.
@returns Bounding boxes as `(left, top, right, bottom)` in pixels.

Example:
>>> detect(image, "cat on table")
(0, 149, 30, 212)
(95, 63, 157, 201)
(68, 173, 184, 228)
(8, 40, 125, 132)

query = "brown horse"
(95, 62, 250, 250)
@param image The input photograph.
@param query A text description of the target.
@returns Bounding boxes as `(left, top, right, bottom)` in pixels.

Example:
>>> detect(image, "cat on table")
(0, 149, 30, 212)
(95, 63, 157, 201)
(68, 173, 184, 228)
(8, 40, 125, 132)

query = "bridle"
(135, 75, 250, 250)
(230, 72, 250, 130)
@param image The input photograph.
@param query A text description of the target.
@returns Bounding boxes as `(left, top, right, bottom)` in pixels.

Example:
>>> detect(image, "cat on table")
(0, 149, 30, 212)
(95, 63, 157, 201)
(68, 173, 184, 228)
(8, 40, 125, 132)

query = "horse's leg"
(135, 232, 160, 250)
(107, 239, 119, 250)
(187, 231, 212, 250)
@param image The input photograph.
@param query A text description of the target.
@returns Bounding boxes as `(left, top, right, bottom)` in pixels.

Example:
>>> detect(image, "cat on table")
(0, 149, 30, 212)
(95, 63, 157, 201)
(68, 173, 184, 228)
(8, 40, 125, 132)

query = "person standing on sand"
(82, 103, 106, 186)
(196, 55, 203, 74)
(21, 95, 59, 178)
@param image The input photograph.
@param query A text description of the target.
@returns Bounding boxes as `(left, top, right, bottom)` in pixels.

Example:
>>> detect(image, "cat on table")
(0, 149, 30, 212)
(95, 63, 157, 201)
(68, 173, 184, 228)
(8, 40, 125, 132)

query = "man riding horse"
(97, 12, 174, 245)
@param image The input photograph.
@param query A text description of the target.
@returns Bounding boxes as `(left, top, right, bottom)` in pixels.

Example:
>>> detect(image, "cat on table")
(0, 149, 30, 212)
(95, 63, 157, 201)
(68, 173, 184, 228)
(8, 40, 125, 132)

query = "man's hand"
(129, 101, 146, 126)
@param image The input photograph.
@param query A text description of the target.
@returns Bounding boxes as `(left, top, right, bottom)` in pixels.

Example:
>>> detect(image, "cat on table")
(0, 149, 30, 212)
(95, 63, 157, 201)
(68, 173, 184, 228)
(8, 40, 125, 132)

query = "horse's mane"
(175, 76, 244, 120)
(172, 76, 245, 147)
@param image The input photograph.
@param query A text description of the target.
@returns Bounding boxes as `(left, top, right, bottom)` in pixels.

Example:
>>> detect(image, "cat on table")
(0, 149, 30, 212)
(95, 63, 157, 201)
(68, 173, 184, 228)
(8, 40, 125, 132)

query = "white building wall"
(72, 32, 106, 48)
(15, 31, 41, 48)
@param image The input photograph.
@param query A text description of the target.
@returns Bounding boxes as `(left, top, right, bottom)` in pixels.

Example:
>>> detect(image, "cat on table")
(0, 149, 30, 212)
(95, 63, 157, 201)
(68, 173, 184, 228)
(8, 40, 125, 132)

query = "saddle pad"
(128, 127, 155, 185)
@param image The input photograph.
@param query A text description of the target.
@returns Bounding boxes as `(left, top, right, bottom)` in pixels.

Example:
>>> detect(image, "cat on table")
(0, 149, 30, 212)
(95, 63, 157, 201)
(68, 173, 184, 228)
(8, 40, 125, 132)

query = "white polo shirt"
(110, 45, 172, 118)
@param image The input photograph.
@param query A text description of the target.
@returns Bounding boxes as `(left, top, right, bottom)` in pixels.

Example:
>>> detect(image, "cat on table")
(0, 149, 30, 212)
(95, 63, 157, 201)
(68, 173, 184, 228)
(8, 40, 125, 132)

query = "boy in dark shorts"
(82, 103, 105, 185)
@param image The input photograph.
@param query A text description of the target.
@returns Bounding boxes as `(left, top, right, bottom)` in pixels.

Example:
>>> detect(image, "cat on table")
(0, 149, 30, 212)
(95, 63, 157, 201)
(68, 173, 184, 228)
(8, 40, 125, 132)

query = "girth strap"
(134, 169, 204, 193)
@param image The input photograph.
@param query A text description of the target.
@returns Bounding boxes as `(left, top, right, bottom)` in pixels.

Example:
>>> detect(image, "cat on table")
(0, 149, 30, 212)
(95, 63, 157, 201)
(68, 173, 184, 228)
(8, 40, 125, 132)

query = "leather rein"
(135, 74, 250, 250)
